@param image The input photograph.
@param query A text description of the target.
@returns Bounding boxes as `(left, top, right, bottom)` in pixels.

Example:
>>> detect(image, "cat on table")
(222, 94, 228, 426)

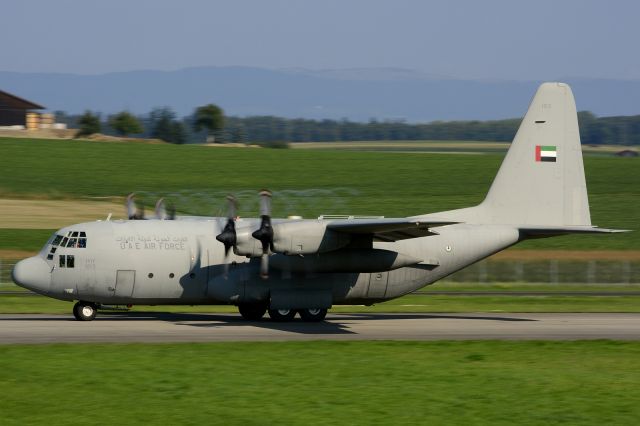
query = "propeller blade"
(258, 189, 272, 216)
(252, 190, 274, 279)
(126, 193, 137, 220)
(226, 194, 237, 219)
(155, 198, 167, 220)
(260, 253, 269, 280)
(126, 193, 145, 220)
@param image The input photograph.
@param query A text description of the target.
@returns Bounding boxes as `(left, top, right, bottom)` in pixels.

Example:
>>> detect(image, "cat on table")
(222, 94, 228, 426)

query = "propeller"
(251, 190, 274, 279)
(155, 198, 176, 220)
(126, 193, 145, 220)
(215, 195, 238, 277)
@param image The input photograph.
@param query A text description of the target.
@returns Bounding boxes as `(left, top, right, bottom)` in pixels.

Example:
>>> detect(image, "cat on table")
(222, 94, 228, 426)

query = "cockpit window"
(59, 255, 66, 268)
(57, 232, 88, 249)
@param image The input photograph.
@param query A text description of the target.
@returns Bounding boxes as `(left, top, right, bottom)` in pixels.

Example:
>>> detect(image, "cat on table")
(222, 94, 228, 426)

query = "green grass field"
(0, 137, 637, 251)
(1, 341, 639, 425)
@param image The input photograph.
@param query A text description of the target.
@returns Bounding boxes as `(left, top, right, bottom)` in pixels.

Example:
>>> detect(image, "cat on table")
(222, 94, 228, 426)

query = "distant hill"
(1, 66, 639, 121)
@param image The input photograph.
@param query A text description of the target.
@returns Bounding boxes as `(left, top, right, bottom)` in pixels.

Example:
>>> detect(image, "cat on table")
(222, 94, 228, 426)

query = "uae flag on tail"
(535, 145, 557, 162)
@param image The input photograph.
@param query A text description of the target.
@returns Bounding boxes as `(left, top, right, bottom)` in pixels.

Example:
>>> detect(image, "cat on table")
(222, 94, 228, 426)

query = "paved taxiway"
(1, 313, 639, 343)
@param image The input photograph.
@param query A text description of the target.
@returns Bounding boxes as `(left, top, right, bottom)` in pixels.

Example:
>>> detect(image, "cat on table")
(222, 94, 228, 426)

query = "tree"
(108, 111, 143, 136)
(149, 107, 186, 144)
(193, 104, 224, 143)
(76, 110, 101, 137)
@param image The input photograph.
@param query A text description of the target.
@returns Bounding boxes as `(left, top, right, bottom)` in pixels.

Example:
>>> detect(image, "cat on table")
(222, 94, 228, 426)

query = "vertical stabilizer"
(424, 82, 591, 227)
(482, 82, 590, 226)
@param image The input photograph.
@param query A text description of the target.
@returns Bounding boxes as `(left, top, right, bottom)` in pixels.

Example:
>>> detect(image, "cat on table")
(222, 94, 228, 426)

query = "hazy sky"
(2, 0, 638, 80)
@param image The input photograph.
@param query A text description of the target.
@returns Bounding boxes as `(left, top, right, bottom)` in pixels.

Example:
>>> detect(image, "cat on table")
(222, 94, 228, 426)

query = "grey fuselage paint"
(37, 218, 519, 306)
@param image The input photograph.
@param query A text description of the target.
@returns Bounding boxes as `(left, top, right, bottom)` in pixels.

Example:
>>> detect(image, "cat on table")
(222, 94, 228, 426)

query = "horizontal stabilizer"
(519, 226, 631, 237)
(327, 218, 457, 242)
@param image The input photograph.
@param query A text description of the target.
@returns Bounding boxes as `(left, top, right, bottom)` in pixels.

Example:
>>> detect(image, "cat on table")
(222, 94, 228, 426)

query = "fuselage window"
(58, 255, 75, 268)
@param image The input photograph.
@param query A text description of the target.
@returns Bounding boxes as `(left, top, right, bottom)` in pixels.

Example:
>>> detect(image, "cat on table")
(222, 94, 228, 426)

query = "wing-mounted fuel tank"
(269, 248, 421, 273)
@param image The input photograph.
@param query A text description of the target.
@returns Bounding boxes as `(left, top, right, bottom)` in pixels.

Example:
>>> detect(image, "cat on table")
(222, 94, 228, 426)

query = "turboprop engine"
(216, 191, 423, 278)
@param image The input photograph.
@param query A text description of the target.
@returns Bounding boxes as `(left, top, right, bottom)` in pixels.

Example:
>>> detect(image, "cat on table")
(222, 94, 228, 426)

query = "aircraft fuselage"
(15, 218, 520, 308)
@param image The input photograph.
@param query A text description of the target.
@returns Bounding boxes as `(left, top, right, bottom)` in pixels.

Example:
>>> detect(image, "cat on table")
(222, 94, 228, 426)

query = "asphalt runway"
(1, 312, 639, 343)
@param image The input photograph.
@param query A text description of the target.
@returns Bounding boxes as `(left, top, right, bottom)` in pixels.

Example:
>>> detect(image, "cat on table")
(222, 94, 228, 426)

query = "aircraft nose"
(12, 256, 50, 294)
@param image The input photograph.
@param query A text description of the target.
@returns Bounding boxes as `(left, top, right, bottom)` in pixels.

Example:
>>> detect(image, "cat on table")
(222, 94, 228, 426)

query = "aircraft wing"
(326, 218, 458, 242)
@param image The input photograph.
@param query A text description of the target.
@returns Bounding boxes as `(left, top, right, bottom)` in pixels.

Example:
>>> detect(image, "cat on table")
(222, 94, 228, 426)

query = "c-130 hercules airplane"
(12, 83, 626, 322)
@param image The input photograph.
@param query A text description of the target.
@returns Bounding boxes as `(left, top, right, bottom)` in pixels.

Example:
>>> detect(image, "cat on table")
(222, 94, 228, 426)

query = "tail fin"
(429, 82, 591, 227)
(483, 82, 590, 226)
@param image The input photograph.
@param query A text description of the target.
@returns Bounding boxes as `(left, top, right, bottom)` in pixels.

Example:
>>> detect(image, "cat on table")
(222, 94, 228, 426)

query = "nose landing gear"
(73, 301, 97, 321)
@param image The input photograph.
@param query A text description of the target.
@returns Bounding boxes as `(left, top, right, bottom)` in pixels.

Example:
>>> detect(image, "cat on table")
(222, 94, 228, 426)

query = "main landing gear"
(237, 304, 328, 322)
(73, 301, 97, 321)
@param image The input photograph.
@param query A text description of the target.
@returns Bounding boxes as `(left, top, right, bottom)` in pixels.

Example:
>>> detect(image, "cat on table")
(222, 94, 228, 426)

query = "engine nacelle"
(272, 220, 350, 255)
(232, 220, 351, 257)
(233, 226, 263, 257)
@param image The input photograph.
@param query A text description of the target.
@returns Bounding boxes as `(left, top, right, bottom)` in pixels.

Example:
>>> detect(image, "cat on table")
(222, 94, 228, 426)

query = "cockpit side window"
(52, 235, 63, 247)
(58, 255, 75, 268)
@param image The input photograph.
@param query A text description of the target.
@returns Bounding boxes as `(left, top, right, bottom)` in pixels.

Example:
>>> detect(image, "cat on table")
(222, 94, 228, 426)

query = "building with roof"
(0, 89, 45, 128)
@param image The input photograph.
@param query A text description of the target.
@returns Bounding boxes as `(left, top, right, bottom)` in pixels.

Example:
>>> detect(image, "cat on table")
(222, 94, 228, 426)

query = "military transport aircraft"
(12, 82, 626, 322)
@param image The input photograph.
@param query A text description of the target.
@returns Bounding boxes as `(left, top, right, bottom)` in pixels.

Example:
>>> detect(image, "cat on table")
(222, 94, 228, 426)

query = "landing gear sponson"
(71, 302, 327, 322)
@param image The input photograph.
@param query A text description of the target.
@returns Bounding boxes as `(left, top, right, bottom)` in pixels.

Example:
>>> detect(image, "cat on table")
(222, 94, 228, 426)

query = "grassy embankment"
(1, 341, 639, 425)
(0, 137, 637, 252)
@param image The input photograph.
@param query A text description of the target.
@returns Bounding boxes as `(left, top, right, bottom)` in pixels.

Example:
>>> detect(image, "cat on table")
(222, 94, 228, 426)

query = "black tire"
(238, 304, 267, 321)
(298, 308, 328, 322)
(73, 301, 97, 321)
(268, 308, 296, 322)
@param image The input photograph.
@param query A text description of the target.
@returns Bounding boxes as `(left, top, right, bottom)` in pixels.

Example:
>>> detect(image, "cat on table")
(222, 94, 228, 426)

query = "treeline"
(55, 109, 640, 146)
(225, 112, 640, 145)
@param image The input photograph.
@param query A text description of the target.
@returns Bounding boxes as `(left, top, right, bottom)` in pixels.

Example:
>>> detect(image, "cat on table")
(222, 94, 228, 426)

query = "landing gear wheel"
(268, 309, 296, 322)
(73, 301, 97, 321)
(298, 308, 328, 322)
(238, 304, 267, 321)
